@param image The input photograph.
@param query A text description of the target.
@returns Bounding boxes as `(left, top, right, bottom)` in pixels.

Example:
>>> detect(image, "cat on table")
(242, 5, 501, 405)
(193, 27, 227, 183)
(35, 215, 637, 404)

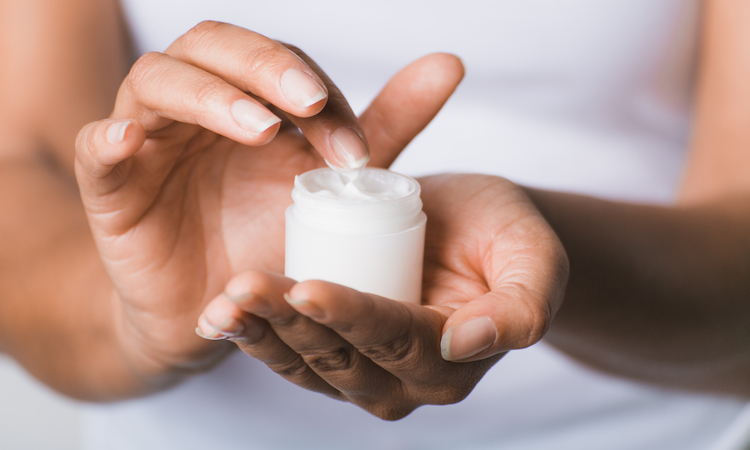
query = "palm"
(218, 131, 319, 274)
(77, 51, 465, 379)
(86, 124, 323, 362)
(419, 174, 567, 355)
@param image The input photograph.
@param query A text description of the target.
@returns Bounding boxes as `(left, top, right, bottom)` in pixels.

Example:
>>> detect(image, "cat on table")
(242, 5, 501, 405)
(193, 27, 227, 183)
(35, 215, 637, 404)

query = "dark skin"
(0, 0, 749, 422)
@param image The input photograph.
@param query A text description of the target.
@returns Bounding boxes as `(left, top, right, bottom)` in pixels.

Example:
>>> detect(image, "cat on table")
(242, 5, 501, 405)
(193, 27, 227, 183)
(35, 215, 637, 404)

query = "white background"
(0, 356, 81, 449)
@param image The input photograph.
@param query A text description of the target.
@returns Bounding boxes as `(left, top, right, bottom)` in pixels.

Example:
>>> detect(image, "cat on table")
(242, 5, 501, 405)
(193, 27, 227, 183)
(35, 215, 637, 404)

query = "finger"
(196, 278, 340, 398)
(166, 21, 328, 118)
(288, 280, 499, 415)
(286, 280, 448, 381)
(281, 45, 370, 170)
(115, 51, 282, 145)
(441, 245, 569, 362)
(217, 272, 404, 410)
(75, 119, 159, 229)
(359, 53, 464, 168)
(165, 22, 369, 169)
(75, 119, 144, 187)
(227, 272, 397, 405)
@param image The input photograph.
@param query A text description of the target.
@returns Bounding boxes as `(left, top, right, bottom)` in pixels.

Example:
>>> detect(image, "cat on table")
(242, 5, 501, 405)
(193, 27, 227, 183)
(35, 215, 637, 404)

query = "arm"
(0, 0, 458, 400)
(528, 0, 750, 396)
(188, 1, 750, 419)
(0, 0, 144, 399)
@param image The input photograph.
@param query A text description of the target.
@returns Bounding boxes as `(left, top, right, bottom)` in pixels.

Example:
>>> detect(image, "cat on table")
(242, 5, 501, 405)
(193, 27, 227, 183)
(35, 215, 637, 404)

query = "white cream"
(324, 158, 364, 184)
(285, 167, 426, 303)
(294, 167, 415, 202)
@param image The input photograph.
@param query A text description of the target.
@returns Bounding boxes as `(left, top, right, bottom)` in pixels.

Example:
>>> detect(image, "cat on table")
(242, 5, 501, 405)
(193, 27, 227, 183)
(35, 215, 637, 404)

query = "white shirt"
(82, 1, 749, 449)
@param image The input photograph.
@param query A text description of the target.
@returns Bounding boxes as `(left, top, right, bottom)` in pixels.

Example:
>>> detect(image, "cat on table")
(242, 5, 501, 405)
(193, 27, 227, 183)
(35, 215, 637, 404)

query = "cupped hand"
(198, 174, 569, 419)
(74, 20, 464, 385)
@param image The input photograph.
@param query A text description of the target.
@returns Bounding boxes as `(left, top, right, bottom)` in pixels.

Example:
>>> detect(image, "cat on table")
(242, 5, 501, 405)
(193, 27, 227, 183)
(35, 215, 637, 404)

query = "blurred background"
(0, 356, 81, 449)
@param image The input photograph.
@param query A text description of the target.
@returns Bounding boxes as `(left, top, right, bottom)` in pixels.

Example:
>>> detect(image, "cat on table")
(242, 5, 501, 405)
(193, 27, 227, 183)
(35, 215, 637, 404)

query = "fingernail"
(330, 127, 370, 169)
(280, 68, 327, 108)
(195, 327, 229, 341)
(283, 293, 325, 321)
(441, 316, 497, 361)
(198, 315, 244, 338)
(231, 99, 281, 133)
(222, 291, 253, 304)
(106, 121, 131, 144)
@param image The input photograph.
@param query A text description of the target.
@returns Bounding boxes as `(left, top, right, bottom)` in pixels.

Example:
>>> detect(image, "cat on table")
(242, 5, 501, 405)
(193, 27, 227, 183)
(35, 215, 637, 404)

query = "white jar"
(285, 168, 426, 303)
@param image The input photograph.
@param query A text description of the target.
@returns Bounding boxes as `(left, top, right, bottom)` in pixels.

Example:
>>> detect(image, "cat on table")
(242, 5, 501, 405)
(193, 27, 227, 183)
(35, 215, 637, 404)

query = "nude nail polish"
(195, 327, 229, 341)
(198, 315, 244, 339)
(329, 127, 370, 169)
(280, 68, 327, 108)
(441, 316, 497, 361)
(283, 293, 326, 320)
(231, 99, 281, 133)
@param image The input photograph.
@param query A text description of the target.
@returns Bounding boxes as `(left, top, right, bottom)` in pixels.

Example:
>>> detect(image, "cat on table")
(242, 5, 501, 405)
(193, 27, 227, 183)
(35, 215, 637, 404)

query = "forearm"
(0, 159, 185, 400)
(525, 187, 750, 395)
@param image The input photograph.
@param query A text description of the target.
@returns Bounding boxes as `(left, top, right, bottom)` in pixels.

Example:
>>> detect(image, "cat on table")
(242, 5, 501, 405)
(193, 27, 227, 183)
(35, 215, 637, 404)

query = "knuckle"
(269, 355, 309, 378)
(502, 281, 553, 349)
(431, 382, 476, 405)
(190, 76, 226, 107)
(370, 404, 415, 422)
(182, 20, 225, 54)
(412, 371, 482, 406)
(303, 347, 355, 373)
(74, 123, 95, 156)
(240, 41, 287, 74)
(127, 51, 165, 95)
(359, 332, 417, 369)
(268, 311, 303, 328)
(524, 301, 551, 348)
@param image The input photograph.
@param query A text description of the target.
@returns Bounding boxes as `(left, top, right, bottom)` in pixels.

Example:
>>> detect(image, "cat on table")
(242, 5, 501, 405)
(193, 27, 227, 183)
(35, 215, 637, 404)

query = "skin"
(194, 0, 750, 418)
(0, 0, 473, 400)
(0, 0, 748, 422)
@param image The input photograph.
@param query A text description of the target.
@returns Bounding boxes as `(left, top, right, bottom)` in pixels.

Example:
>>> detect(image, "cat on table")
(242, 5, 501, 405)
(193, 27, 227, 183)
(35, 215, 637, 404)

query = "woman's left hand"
(197, 174, 569, 419)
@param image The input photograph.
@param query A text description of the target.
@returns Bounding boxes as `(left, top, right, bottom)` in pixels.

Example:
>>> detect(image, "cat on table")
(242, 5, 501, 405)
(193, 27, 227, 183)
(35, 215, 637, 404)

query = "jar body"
(284, 168, 426, 303)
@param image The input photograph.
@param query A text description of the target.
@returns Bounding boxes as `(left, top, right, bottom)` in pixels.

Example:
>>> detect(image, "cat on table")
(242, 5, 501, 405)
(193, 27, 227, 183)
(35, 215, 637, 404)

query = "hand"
(197, 174, 568, 419)
(74, 20, 464, 387)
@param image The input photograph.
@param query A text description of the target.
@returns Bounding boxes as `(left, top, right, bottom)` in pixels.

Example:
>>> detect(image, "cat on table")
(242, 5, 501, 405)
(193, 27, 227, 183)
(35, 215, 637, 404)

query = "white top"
(82, 1, 749, 449)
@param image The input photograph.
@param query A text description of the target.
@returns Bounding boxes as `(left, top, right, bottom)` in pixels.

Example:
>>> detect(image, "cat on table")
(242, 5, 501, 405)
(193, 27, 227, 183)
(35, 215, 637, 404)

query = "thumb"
(359, 53, 464, 168)
(75, 118, 149, 235)
(440, 250, 569, 363)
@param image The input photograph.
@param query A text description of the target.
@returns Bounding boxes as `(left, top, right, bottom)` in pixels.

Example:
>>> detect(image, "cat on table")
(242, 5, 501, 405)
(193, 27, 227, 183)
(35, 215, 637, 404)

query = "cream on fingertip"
(330, 127, 370, 170)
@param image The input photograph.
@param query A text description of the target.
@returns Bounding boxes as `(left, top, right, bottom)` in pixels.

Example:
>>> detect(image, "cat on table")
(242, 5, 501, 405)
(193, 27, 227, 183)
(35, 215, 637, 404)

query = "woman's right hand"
(74, 21, 464, 392)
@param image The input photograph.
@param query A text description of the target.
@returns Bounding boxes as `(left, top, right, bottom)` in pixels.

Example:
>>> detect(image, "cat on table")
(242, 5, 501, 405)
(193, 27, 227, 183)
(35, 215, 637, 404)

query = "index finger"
(166, 21, 369, 169)
(166, 21, 328, 117)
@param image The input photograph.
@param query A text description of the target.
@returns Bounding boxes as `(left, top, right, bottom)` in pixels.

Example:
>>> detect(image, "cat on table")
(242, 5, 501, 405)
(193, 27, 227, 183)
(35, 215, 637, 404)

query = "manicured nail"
(441, 316, 497, 361)
(195, 327, 229, 341)
(330, 127, 370, 169)
(280, 68, 327, 108)
(231, 99, 281, 133)
(106, 121, 131, 144)
(283, 293, 325, 321)
(222, 292, 253, 304)
(197, 315, 244, 339)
